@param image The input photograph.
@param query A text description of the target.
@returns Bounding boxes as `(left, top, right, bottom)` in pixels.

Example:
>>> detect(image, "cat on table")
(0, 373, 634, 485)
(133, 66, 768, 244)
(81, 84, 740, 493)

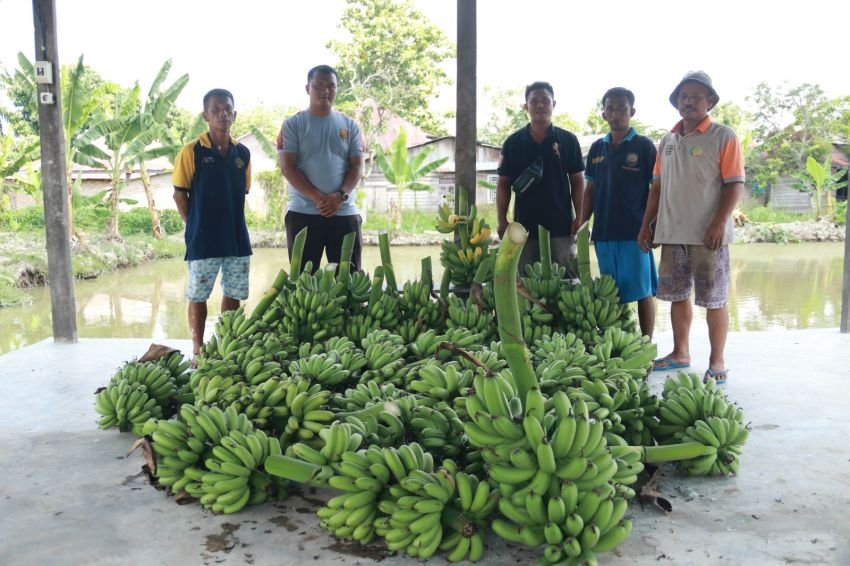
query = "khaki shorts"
(657, 244, 729, 309)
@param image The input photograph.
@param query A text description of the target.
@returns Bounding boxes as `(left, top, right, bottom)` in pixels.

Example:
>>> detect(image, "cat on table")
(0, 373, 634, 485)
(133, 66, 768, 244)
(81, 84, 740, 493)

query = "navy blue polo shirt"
(498, 124, 584, 238)
(584, 128, 656, 241)
(172, 133, 253, 261)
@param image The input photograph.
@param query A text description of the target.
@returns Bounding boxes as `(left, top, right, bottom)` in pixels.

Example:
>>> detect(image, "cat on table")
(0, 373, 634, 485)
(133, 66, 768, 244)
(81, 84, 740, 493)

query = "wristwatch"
(339, 191, 350, 202)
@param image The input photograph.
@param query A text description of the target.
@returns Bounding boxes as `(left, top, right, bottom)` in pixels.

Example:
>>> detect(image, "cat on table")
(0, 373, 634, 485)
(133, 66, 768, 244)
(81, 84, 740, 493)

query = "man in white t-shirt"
(277, 65, 365, 272)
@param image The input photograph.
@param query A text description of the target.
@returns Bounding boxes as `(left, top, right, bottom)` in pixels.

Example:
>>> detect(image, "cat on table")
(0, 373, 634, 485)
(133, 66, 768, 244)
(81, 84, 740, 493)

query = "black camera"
(512, 156, 543, 195)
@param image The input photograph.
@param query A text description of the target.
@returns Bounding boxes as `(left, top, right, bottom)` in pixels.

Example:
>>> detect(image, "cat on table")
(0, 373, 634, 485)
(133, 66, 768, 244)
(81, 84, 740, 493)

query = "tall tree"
(746, 82, 846, 190)
(374, 128, 448, 227)
(328, 0, 454, 153)
(480, 86, 527, 146)
(130, 60, 189, 238)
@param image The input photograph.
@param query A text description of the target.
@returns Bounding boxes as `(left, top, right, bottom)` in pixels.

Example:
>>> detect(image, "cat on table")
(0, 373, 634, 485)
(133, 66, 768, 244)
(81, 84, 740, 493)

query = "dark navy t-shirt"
(584, 129, 656, 241)
(498, 124, 584, 238)
(172, 133, 253, 261)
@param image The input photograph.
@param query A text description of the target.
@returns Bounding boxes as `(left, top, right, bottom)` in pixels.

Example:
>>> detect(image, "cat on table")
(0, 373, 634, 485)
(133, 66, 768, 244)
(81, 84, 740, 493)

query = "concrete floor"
(1, 328, 848, 566)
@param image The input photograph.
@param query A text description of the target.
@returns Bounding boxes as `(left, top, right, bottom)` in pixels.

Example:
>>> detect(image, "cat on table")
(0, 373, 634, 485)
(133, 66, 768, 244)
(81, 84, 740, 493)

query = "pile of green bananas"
(524, 261, 567, 302)
(653, 373, 749, 476)
(446, 294, 497, 341)
(95, 361, 175, 433)
(557, 275, 637, 346)
(277, 265, 347, 342)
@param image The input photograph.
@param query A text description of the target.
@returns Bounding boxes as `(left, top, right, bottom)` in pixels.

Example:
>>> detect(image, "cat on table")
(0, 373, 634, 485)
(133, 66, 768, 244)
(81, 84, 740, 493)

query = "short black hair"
(601, 87, 635, 108)
(203, 88, 234, 110)
(308, 65, 339, 83)
(525, 81, 554, 101)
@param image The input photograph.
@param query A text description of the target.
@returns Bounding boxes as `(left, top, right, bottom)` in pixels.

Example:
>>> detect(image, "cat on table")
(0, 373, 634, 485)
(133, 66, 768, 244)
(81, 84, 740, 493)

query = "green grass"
(740, 204, 810, 223)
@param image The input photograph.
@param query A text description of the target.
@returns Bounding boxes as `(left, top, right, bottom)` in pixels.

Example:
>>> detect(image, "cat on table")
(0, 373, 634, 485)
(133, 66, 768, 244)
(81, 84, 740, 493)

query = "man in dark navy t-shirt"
(497, 81, 585, 276)
(173, 88, 252, 360)
(582, 87, 657, 338)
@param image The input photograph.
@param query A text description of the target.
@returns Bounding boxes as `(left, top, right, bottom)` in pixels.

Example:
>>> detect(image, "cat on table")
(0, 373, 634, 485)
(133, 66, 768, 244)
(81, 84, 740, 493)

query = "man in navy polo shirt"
(582, 87, 657, 338)
(497, 81, 585, 276)
(173, 88, 252, 360)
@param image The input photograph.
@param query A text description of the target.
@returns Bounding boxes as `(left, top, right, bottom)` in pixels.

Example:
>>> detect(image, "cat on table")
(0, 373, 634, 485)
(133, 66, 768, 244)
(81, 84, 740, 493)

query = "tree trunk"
(105, 181, 122, 240)
(140, 163, 164, 239)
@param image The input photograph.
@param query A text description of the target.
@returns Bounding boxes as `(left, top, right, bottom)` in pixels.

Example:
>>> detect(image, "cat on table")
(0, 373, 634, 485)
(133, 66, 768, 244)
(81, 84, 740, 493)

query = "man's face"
(676, 82, 713, 122)
(602, 95, 634, 132)
(307, 72, 338, 110)
(524, 89, 555, 125)
(203, 96, 236, 131)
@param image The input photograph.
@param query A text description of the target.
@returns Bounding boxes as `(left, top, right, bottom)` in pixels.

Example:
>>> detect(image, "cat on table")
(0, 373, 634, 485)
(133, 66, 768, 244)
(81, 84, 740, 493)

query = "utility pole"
(455, 0, 476, 210)
(32, 0, 77, 343)
(841, 196, 850, 332)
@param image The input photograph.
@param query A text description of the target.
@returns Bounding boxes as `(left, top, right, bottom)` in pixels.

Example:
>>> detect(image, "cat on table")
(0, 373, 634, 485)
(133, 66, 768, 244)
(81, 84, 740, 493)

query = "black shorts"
(284, 211, 363, 273)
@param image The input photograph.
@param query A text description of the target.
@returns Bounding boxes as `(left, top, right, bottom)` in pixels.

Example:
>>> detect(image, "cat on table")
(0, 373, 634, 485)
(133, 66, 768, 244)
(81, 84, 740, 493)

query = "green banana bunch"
(377, 461, 454, 559)
(435, 203, 465, 234)
(407, 363, 469, 403)
(360, 339, 408, 386)
(344, 313, 382, 345)
(523, 261, 566, 302)
(408, 403, 465, 459)
(278, 267, 346, 342)
(446, 295, 496, 340)
(95, 380, 162, 434)
(346, 270, 373, 306)
(286, 421, 364, 486)
(154, 351, 193, 389)
(330, 380, 408, 413)
(407, 329, 449, 360)
(653, 373, 748, 476)
(276, 380, 333, 444)
(289, 353, 351, 388)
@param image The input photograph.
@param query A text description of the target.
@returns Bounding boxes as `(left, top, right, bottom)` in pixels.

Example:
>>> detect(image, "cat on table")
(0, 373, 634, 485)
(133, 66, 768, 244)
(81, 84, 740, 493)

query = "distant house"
(762, 144, 849, 212)
(362, 136, 502, 213)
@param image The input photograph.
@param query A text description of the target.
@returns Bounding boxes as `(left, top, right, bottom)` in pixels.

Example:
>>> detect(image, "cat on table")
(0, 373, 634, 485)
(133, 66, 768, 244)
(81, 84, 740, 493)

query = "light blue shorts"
(594, 240, 657, 303)
(186, 256, 250, 302)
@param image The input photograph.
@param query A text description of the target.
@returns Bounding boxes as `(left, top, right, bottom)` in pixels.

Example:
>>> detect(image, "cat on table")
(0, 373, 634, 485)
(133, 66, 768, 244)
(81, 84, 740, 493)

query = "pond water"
(0, 242, 845, 355)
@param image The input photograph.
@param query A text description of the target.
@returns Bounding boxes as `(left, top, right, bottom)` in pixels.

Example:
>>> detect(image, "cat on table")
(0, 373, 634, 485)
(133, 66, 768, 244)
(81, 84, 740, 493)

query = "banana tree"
(250, 126, 287, 227)
(128, 60, 189, 238)
(800, 155, 848, 220)
(10, 53, 109, 237)
(0, 129, 39, 222)
(374, 128, 448, 229)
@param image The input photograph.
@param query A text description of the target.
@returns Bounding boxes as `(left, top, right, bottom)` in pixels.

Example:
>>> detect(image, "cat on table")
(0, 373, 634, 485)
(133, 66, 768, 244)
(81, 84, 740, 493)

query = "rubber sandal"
(703, 368, 728, 385)
(652, 356, 690, 372)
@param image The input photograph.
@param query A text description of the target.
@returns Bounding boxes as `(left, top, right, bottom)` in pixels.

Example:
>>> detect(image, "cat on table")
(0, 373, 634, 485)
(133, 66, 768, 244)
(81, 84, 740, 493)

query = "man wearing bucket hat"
(637, 71, 745, 385)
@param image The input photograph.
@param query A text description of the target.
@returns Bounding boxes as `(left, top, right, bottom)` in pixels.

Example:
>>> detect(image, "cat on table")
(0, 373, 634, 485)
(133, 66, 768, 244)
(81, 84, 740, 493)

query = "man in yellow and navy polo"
(173, 88, 252, 360)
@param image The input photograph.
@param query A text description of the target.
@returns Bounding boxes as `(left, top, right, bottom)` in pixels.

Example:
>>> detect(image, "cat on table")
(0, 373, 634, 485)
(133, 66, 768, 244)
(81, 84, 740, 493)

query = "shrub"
(119, 208, 155, 236)
(160, 209, 183, 235)
(832, 201, 847, 227)
(2, 205, 45, 232)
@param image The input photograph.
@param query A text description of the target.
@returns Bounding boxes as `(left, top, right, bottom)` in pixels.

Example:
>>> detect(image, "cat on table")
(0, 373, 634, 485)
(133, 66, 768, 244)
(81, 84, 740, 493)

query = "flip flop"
(703, 368, 728, 385)
(652, 356, 690, 372)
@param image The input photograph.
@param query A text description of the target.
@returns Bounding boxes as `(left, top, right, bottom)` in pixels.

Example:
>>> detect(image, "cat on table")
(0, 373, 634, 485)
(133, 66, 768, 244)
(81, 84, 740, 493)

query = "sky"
(2, 0, 849, 135)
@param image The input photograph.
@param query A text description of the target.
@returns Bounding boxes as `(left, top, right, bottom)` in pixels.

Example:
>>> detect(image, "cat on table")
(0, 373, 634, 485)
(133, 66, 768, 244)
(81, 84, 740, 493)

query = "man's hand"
(315, 192, 342, 218)
(703, 221, 725, 251)
(637, 225, 656, 253)
(570, 217, 582, 236)
(497, 218, 508, 240)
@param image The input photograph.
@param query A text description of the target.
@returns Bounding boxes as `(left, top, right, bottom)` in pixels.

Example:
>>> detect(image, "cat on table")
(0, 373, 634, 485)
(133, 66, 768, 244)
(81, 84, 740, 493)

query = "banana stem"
(251, 268, 288, 319)
(378, 231, 398, 292)
(576, 222, 591, 285)
(440, 265, 452, 299)
(421, 256, 433, 292)
(369, 266, 385, 305)
(264, 454, 320, 484)
(538, 225, 552, 279)
(289, 226, 308, 280)
(338, 231, 355, 286)
(643, 442, 707, 464)
(494, 222, 538, 407)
